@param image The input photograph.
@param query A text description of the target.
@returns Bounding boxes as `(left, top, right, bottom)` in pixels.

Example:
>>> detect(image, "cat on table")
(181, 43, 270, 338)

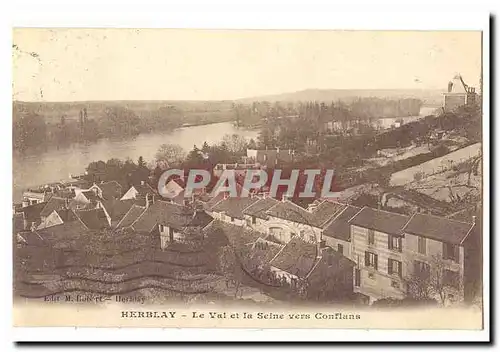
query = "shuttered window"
(365, 251, 378, 270)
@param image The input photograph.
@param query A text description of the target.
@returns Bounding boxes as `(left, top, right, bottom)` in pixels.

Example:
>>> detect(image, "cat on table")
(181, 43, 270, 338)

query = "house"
(263, 199, 325, 244)
(37, 208, 79, 230)
(268, 236, 355, 299)
(348, 206, 410, 303)
(348, 206, 477, 305)
(131, 200, 213, 249)
(242, 197, 280, 233)
(22, 190, 52, 207)
(246, 148, 295, 168)
(443, 74, 477, 112)
(322, 204, 361, 259)
(209, 196, 260, 226)
(401, 213, 477, 304)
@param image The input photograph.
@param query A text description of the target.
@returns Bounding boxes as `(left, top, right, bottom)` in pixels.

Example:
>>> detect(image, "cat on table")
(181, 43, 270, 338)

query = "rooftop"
(269, 236, 319, 278)
(242, 197, 280, 220)
(322, 205, 361, 241)
(75, 208, 110, 230)
(210, 197, 260, 220)
(402, 213, 475, 245)
(348, 206, 410, 236)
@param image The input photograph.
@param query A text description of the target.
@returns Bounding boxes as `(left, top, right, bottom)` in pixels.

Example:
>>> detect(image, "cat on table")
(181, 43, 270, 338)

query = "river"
(13, 122, 259, 202)
(12, 106, 439, 202)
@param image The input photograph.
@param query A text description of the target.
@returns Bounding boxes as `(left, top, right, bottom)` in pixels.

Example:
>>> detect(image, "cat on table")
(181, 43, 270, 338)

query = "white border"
(2, 1, 492, 345)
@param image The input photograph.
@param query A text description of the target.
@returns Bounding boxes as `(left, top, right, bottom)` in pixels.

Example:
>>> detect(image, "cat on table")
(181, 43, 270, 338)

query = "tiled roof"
(311, 200, 347, 228)
(242, 198, 279, 219)
(402, 213, 475, 245)
(307, 247, 355, 280)
(35, 220, 88, 243)
(116, 205, 146, 228)
(98, 181, 123, 200)
(348, 206, 409, 236)
(75, 208, 110, 230)
(266, 200, 316, 226)
(40, 196, 67, 218)
(323, 205, 361, 241)
(100, 199, 135, 222)
(270, 236, 319, 278)
(132, 201, 212, 233)
(210, 197, 260, 220)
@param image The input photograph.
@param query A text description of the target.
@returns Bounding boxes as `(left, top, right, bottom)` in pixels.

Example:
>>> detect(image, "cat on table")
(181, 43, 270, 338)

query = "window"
(364, 251, 378, 270)
(354, 269, 361, 287)
(309, 235, 315, 243)
(391, 280, 400, 289)
(414, 260, 430, 279)
(368, 229, 375, 245)
(443, 243, 459, 262)
(252, 216, 256, 224)
(231, 217, 235, 222)
(443, 269, 460, 289)
(388, 259, 402, 277)
(158, 224, 164, 232)
(337, 244, 344, 255)
(368, 272, 375, 280)
(388, 235, 402, 252)
(418, 237, 426, 255)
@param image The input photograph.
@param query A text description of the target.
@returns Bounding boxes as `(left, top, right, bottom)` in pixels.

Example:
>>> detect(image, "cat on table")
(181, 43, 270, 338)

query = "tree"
(217, 245, 244, 298)
(137, 156, 146, 168)
(221, 134, 248, 154)
(155, 143, 186, 167)
(405, 254, 463, 306)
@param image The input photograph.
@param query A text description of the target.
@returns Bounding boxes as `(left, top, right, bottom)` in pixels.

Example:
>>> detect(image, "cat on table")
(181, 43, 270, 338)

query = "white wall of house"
(159, 224, 184, 249)
(265, 216, 322, 244)
(37, 210, 64, 230)
(351, 225, 406, 302)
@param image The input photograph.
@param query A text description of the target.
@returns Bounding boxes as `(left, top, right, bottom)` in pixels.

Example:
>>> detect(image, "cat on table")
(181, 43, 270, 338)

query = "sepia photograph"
(9, 21, 488, 340)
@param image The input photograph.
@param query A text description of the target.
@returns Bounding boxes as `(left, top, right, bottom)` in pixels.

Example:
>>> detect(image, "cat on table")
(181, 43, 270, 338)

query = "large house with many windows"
(348, 207, 478, 304)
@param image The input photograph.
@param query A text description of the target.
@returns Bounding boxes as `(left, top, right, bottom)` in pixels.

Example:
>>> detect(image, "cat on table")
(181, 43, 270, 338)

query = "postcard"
(11, 26, 488, 340)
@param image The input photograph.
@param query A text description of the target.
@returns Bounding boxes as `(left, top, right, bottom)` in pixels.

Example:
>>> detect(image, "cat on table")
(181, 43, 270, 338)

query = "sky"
(12, 29, 482, 102)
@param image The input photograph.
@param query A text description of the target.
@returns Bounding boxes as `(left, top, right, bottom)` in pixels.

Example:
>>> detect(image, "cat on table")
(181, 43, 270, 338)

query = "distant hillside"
(239, 89, 444, 106)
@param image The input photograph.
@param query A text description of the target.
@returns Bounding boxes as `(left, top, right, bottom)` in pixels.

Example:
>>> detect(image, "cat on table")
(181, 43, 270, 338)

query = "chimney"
(448, 81, 453, 93)
(282, 194, 288, 202)
(472, 215, 476, 224)
(141, 180, 145, 186)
